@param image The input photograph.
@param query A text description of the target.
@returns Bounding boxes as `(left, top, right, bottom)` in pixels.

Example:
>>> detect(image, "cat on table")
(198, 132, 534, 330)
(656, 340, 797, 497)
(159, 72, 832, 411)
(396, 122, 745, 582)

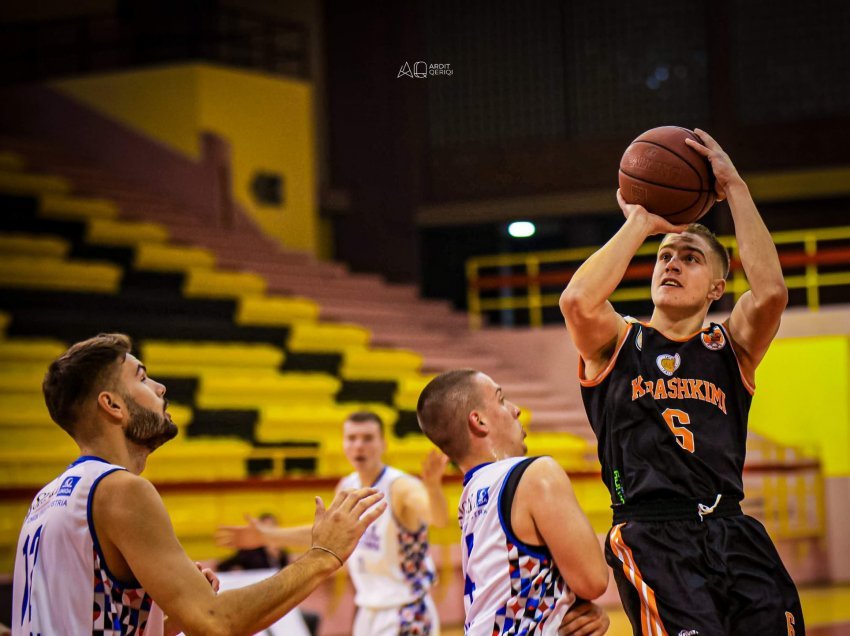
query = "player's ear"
(708, 278, 726, 301)
(467, 410, 487, 438)
(97, 390, 125, 422)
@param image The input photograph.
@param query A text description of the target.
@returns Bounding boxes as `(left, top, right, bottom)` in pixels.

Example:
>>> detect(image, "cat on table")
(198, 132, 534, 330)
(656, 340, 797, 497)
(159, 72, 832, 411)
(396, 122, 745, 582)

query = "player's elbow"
(768, 282, 789, 309)
(571, 567, 610, 601)
(756, 281, 788, 314)
(559, 286, 590, 321)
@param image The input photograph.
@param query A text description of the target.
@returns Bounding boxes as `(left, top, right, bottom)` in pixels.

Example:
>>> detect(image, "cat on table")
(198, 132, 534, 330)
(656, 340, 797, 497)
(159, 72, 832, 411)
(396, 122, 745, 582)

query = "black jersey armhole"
(497, 456, 551, 557)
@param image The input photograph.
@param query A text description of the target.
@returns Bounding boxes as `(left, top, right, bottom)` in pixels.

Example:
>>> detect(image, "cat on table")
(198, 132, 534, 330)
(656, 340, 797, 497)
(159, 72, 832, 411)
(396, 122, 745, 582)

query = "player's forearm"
(266, 525, 313, 548)
(561, 213, 652, 315)
(190, 549, 339, 636)
(426, 483, 450, 528)
(726, 179, 788, 304)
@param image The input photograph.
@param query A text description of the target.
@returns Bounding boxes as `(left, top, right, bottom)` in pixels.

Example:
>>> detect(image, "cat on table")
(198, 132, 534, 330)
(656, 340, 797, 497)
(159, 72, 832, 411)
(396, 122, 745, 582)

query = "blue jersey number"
(20, 524, 44, 626)
(463, 532, 476, 604)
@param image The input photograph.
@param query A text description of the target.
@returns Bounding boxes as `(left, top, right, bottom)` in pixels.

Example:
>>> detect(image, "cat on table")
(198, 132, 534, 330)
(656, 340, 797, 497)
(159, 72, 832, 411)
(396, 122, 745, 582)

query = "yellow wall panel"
(750, 336, 850, 476)
(53, 66, 201, 158)
(51, 63, 318, 253)
(197, 65, 317, 253)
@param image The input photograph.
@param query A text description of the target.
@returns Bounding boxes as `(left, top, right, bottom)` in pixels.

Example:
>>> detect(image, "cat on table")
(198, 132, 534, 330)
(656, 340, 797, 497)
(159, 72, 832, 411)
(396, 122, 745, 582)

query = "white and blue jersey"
(12, 456, 163, 636)
(339, 465, 436, 611)
(459, 457, 575, 635)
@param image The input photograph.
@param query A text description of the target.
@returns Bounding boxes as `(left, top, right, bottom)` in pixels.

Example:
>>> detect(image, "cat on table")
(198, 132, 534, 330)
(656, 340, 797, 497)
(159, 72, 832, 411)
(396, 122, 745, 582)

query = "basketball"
(618, 126, 717, 224)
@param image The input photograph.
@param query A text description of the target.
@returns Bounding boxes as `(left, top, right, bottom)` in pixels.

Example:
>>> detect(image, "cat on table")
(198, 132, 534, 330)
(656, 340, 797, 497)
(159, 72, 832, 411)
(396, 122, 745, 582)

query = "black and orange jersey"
(580, 318, 753, 507)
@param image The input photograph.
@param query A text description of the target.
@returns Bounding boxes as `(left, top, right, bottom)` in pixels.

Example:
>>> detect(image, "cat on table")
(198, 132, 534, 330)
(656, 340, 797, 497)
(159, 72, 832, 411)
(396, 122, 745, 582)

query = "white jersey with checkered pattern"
(12, 456, 164, 636)
(339, 465, 436, 609)
(460, 457, 574, 635)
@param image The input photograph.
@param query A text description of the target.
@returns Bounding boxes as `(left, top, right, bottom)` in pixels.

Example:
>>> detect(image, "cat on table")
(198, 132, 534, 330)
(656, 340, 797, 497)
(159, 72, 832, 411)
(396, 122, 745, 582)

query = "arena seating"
(0, 145, 595, 485)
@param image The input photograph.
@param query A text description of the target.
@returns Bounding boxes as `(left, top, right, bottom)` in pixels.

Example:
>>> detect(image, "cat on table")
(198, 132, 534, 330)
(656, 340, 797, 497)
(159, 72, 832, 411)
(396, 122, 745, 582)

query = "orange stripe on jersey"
(609, 524, 668, 636)
(579, 322, 634, 387)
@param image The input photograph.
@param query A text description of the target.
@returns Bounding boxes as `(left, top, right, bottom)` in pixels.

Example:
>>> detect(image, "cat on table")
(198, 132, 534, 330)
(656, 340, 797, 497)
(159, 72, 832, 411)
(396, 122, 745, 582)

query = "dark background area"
(2, 0, 849, 312)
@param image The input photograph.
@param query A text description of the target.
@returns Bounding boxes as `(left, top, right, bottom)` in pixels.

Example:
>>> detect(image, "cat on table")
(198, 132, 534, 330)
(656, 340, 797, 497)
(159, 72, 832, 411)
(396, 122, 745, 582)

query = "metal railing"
(467, 226, 850, 328)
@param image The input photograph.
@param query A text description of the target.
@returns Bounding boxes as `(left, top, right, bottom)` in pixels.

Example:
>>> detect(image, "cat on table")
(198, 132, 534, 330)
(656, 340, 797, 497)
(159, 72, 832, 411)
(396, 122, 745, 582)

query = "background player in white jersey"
(12, 333, 386, 636)
(217, 410, 449, 635)
(416, 369, 610, 636)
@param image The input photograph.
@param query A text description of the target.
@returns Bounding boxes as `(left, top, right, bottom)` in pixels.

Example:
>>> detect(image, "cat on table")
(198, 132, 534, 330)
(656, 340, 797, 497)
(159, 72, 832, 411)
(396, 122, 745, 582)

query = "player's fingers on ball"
(693, 127, 719, 147)
(615, 189, 631, 211)
(684, 137, 710, 156)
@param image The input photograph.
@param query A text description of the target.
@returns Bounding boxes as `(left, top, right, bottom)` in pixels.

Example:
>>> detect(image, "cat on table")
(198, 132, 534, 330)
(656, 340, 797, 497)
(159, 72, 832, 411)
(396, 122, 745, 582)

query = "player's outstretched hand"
(421, 450, 449, 488)
(686, 128, 742, 202)
(558, 600, 610, 636)
(312, 488, 386, 565)
(195, 561, 220, 592)
(617, 189, 688, 236)
(214, 514, 266, 550)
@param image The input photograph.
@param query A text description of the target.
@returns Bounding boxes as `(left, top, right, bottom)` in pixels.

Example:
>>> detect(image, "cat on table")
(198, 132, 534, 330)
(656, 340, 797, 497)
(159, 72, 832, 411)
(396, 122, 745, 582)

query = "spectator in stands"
(13, 333, 385, 636)
(416, 369, 611, 636)
(217, 410, 449, 636)
(560, 130, 804, 632)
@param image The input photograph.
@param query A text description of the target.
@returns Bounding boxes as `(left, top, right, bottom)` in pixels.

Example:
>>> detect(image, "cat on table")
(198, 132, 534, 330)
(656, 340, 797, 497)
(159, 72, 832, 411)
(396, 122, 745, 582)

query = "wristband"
(310, 545, 344, 567)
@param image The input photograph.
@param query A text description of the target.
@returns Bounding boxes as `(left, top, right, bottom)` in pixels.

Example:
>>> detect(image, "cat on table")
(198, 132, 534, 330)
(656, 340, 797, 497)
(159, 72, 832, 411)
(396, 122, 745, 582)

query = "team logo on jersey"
(678, 630, 700, 636)
(635, 327, 643, 351)
(656, 353, 681, 376)
(701, 325, 726, 351)
(476, 488, 490, 506)
(57, 476, 81, 497)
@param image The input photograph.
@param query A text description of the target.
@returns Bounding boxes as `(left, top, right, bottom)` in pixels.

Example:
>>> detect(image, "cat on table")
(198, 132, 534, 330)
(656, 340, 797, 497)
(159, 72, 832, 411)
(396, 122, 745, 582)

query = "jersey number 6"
(662, 408, 695, 453)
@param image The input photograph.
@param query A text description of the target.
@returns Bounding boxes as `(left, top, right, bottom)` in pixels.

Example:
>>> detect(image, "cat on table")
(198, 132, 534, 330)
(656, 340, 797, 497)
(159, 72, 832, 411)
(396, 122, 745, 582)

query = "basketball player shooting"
(560, 129, 806, 633)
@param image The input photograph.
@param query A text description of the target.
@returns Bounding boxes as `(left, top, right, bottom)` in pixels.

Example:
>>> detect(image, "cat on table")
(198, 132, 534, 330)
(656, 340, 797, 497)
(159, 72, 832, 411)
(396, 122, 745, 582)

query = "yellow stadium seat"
(340, 347, 422, 381)
(0, 393, 61, 428)
(385, 434, 441, 475)
(0, 338, 67, 363)
(134, 242, 216, 272)
(0, 233, 70, 258)
(183, 267, 266, 299)
(141, 341, 285, 373)
(0, 500, 31, 570)
(0, 368, 47, 393)
(39, 194, 118, 221)
(393, 373, 437, 410)
(86, 218, 169, 246)
(142, 439, 252, 481)
(0, 170, 70, 196)
(524, 432, 592, 471)
(0, 255, 122, 293)
(287, 322, 371, 353)
(235, 296, 320, 327)
(256, 402, 398, 445)
(196, 372, 340, 410)
(2, 427, 77, 453)
(0, 151, 25, 171)
(0, 449, 78, 485)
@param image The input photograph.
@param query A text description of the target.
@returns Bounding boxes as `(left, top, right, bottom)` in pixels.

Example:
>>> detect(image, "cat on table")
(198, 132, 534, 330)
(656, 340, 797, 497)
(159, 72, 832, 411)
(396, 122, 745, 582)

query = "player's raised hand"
(558, 600, 610, 636)
(617, 189, 688, 236)
(311, 488, 386, 566)
(686, 129, 741, 201)
(214, 514, 266, 550)
(421, 450, 449, 488)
